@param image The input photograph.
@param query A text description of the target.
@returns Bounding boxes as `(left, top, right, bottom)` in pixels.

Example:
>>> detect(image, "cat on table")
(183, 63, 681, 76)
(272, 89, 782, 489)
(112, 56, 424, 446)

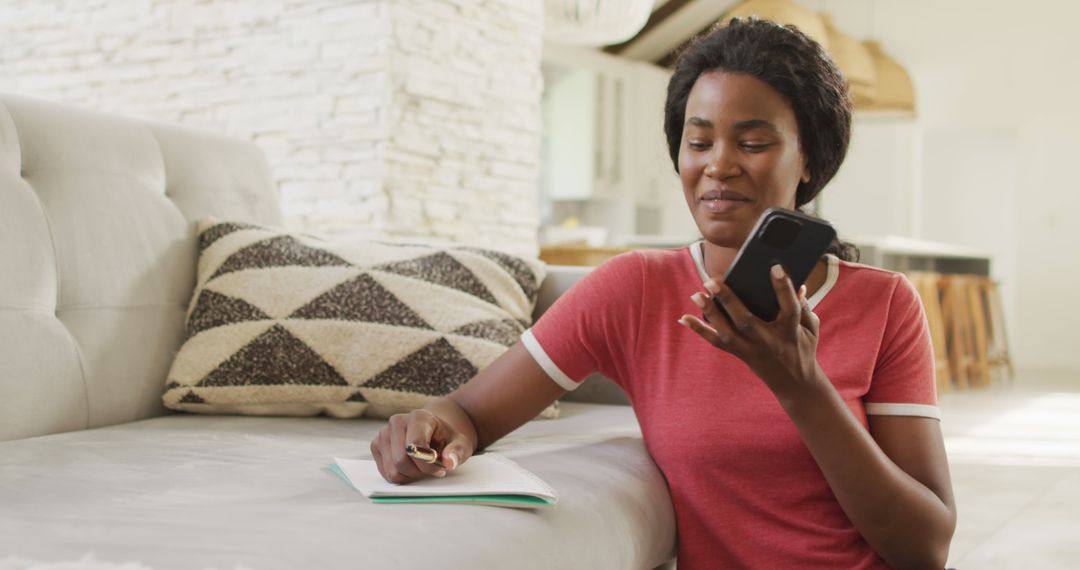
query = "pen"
(405, 443, 444, 467)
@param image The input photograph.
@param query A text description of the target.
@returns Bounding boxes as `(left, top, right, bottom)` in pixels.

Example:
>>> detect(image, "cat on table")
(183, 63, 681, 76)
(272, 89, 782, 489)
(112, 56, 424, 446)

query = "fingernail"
(799, 284, 807, 298)
(771, 264, 784, 279)
(433, 469, 447, 477)
(447, 452, 460, 470)
(690, 293, 706, 309)
(677, 317, 688, 327)
(704, 280, 720, 294)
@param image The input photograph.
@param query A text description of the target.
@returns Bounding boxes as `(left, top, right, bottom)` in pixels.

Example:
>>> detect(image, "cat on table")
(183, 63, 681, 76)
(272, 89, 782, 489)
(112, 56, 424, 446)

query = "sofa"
(0, 94, 676, 569)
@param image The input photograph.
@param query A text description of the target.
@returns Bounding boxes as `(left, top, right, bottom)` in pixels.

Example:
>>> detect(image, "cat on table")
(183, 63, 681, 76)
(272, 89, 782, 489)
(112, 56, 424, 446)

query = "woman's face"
(678, 70, 809, 248)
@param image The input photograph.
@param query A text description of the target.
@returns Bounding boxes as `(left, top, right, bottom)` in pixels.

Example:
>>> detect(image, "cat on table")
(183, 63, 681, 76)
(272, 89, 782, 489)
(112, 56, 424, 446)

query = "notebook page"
(333, 454, 557, 501)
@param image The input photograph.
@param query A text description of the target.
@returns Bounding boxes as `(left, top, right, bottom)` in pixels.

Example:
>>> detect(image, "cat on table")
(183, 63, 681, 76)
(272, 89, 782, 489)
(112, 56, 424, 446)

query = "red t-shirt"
(522, 243, 939, 569)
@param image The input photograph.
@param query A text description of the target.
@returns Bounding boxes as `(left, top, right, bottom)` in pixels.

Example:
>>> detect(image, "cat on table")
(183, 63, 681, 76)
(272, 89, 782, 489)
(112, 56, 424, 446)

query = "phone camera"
(760, 217, 801, 249)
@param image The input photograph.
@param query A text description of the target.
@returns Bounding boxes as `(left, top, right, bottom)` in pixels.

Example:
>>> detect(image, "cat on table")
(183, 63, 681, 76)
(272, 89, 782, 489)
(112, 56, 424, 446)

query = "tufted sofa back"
(0, 94, 282, 442)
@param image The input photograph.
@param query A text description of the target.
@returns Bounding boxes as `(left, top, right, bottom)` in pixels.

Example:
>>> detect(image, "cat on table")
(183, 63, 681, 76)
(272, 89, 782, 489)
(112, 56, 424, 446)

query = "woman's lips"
(699, 191, 749, 214)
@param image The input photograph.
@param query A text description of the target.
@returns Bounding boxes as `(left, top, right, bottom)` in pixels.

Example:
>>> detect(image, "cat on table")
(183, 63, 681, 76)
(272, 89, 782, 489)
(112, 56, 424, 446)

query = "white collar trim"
(690, 241, 839, 310)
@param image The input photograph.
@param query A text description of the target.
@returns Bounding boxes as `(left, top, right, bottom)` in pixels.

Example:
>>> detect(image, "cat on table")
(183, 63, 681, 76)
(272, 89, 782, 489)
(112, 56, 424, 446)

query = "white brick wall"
(0, 0, 543, 256)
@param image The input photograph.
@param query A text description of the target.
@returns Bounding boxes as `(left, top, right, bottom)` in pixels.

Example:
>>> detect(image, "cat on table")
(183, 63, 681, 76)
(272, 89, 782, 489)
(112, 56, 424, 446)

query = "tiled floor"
(941, 370, 1080, 568)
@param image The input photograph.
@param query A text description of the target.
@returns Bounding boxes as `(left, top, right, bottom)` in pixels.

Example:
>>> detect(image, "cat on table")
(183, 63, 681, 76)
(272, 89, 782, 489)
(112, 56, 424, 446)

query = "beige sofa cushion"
(0, 403, 675, 569)
(164, 220, 553, 419)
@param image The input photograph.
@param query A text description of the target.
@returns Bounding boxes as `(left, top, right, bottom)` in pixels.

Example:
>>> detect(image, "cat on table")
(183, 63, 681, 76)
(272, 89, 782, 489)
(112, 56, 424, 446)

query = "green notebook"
(330, 454, 558, 509)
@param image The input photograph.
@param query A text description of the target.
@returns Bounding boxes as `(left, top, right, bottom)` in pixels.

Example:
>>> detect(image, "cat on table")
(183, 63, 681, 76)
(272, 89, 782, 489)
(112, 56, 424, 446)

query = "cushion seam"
(20, 166, 162, 189)
(0, 306, 55, 313)
(11, 107, 92, 430)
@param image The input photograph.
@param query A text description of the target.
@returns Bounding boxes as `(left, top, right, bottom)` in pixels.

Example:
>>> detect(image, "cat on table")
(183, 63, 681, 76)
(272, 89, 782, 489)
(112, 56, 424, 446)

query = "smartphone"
(712, 207, 836, 322)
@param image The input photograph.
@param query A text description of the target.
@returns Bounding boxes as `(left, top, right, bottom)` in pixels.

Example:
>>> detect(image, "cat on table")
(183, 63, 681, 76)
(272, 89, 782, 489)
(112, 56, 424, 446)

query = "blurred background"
(2, 1, 1078, 566)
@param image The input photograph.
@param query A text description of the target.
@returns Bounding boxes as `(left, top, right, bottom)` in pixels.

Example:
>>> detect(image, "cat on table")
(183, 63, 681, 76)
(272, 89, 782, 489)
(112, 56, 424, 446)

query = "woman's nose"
(704, 146, 740, 179)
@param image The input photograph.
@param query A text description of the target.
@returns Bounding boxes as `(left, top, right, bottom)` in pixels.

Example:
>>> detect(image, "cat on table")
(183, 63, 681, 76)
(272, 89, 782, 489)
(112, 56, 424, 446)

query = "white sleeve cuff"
(520, 329, 580, 392)
(865, 402, 941, 420)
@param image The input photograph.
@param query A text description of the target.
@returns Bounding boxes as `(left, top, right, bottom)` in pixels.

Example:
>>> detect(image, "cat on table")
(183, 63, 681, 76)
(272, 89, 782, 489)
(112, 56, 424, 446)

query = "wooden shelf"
(539, 244, 634, 266)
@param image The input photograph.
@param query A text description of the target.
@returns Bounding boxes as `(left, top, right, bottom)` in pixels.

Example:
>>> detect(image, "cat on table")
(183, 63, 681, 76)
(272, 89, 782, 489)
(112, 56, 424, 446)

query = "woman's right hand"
(370, 408, 475, 484)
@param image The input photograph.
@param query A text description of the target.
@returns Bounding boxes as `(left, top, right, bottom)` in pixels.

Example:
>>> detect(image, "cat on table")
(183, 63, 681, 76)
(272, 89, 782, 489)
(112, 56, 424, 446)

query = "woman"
(371, 18, 956, 569)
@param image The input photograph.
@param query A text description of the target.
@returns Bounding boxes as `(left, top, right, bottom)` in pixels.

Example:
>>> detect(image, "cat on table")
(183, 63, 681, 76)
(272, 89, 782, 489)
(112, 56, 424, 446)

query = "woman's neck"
(700, 240, 739, 279)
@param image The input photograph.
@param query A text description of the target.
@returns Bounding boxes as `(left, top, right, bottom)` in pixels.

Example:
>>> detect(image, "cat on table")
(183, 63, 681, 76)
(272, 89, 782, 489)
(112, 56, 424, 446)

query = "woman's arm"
(370, 341, 566, 484)
(681, 266, 956, 569)
(781, 381, 956, 569)
(374, 252, 643, 484)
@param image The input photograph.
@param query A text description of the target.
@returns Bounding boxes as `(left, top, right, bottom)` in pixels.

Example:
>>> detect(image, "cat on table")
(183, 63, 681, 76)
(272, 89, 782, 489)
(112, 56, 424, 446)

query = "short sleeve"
(864, 274, 941, 420)
(520, 252, 644, 391)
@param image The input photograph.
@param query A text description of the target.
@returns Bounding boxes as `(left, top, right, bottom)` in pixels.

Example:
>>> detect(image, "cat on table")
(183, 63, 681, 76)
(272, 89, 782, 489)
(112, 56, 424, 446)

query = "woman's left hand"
(679, 264, 826, 403)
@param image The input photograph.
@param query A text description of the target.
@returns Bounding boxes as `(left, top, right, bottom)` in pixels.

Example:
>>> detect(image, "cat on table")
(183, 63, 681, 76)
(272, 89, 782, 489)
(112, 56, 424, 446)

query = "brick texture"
(0, 0, 543, 256)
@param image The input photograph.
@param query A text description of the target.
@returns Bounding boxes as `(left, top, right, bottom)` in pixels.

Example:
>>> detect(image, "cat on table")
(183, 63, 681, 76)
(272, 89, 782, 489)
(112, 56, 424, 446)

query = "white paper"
(333, 453, 557, 501)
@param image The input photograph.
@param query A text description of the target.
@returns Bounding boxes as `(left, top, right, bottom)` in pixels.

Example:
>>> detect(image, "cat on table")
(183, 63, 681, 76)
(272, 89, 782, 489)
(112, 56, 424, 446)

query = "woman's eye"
(741, 142, 771, 152)
(688, 141, 711, 150)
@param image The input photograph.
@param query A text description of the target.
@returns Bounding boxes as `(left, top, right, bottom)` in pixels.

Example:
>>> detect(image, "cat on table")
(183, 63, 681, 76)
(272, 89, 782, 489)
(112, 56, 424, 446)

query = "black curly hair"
(664, 17, 859, 261)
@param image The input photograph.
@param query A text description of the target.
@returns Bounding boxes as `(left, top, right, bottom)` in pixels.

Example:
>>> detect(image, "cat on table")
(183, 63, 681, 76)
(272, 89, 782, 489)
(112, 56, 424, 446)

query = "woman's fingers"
(704, 279, 761, 341)
(794, 291, 816, 336)
(684, 268, 819, 355)
(439, 432, 474, 471)
(384, 414, 432, 482)
(370, 435, 391, 482)
(689, 289, 739, 345)
(372, 424, 418, 485)
(679, 313, 738, 351)
(403, 410, 449, 477)
(386, 415, 425, 481)
(690, 287, 726, 328)
(770, 265, 800, 328)
(372, 409, 473, 484)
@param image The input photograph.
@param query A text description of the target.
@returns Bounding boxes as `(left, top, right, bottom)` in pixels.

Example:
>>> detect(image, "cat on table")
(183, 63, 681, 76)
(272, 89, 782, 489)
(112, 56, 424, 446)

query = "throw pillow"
(163, 219, 555, 419)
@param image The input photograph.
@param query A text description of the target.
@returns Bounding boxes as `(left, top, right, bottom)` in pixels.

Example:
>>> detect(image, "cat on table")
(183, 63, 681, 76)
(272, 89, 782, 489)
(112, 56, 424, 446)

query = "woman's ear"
(801, 164, 812, 184)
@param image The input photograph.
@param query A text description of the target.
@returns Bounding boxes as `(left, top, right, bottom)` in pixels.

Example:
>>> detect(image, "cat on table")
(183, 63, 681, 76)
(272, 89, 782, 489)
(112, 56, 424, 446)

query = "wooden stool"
(939, 275, 976, 389)
(908, 271, 951, 393)
(978, 277, 1015, 382)
(963, 276, 992, 387)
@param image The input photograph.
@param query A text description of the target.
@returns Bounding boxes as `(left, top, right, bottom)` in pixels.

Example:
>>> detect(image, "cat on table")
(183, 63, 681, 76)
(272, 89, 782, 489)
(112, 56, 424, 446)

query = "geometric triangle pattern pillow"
(163, 219, 556, 419)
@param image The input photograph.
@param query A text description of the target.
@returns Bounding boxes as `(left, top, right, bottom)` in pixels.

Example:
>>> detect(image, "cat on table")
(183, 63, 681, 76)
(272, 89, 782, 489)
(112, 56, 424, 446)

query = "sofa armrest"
(532, 264, 591, 320)
(531, 265, 630, 406)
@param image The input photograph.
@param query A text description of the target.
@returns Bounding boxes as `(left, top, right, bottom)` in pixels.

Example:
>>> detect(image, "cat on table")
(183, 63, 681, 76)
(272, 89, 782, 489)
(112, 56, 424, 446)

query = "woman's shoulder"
(595, 245, 693, 273)
(579, 245, 696, 293)
(634, 244, 695, 264)
(833, 256, 919, 306)
(836, 257, 906, 283)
